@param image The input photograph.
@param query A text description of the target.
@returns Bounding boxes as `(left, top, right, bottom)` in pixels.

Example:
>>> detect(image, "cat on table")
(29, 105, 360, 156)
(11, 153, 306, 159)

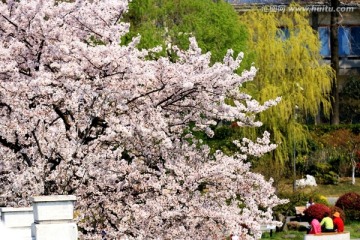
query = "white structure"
(295, 175, 317, 188)
(304, 232, 350, 240)
(0, 207, 33, 240)
(0, 195, 77, 240)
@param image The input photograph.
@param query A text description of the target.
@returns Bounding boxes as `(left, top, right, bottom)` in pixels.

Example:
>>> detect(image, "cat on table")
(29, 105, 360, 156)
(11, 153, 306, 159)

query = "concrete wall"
(0, 207, 33, 240)
(0, 195, 77, 240)
(304, 232, 350, 240)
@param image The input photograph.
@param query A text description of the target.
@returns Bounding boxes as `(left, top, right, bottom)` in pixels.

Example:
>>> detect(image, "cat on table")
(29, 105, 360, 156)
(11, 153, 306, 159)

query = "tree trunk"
(352, 158, 356, 185)
(330, 0, 340, 125)
(312, 12, 323, 125)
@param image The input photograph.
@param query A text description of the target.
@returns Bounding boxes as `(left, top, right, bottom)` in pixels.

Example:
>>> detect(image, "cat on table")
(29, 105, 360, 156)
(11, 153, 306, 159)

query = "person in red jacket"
(333, 211, 344, 232)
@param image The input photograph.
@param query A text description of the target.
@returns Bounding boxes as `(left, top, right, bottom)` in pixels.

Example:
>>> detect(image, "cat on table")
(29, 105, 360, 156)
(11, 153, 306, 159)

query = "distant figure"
(333, 211, 344, 233)
(308, 218, 321, 234)
(320, 212, 334, 232)
(306, 197, 315, 209)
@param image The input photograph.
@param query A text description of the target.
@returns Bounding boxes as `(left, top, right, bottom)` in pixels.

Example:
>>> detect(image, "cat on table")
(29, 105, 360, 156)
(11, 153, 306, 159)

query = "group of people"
(306, 198, 345, 234)
(308, 211, 344, 234)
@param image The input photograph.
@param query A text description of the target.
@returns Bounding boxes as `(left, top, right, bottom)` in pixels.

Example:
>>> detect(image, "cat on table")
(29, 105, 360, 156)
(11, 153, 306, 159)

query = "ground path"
(326, 196, 339, 205)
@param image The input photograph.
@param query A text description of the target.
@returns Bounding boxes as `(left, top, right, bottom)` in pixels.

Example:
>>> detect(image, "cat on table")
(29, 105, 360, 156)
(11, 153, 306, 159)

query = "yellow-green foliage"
(239, 5, 333, 170)
(315, 195, 330, 206)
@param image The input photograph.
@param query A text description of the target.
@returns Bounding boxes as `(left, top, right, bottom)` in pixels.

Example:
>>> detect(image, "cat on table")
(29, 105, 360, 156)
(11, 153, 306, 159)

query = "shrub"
(306, 163, 339, 185)
(303, 203, 331, 221)
(335, 192, 360, 220)
(314, 195, 329, 206)
(274, 192, 313, 216)
(273, 192, 331, 217)
(322, 171, 339, 185)
(339, 75, 360, 123)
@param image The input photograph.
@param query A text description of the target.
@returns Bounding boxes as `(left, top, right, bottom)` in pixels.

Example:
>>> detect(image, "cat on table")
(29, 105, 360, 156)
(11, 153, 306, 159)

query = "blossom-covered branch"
(0, 1, 286, 239)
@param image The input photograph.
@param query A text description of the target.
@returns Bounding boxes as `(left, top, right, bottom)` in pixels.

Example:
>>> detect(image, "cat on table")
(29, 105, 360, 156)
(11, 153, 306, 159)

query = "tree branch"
(53, 104, 71, 131)
(156, 87, 198, 108)
(127, 84, 166, 105)
(35, 39, 45, 71)
(0, 102, 12, 114)
(0, 135, 32, 166)
(32, 130, 43, 158)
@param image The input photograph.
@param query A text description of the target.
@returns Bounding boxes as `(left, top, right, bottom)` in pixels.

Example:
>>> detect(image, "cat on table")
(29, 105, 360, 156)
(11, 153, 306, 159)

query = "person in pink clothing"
(308, 218, 321, 234)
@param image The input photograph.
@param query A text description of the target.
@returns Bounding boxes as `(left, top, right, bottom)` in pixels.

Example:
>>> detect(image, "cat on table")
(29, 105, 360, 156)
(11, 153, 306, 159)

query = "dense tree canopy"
(316, 128, 360, 184)
(122, 0, 248, 65)
(0, 0, 286, 239)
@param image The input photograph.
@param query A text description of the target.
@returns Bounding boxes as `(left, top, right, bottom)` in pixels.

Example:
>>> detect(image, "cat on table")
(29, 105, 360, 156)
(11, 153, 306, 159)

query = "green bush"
(344, 210, 360, 221)
(273, 192, 308, 216)
(307, 163, 339, 185)
(315, 195, 329, 206)
(340, 75, 360, 124)
(273, 192, 325, 216)
(323, 171, 339, 185)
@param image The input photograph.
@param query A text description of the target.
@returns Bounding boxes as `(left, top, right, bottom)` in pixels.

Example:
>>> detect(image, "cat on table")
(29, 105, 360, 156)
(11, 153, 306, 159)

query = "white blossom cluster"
(295, 175, 317, 188)
(0, 0, 286, 239)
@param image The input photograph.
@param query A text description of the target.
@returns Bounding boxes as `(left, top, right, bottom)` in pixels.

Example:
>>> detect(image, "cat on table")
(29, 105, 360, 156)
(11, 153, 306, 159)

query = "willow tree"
(121, 0, 248, 65)
(239, 6, 334, 182)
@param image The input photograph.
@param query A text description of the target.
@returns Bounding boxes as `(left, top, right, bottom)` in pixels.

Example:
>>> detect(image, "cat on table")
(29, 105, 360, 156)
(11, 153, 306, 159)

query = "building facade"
(226, 0, 360, 75)
(227, 0, 360, 122)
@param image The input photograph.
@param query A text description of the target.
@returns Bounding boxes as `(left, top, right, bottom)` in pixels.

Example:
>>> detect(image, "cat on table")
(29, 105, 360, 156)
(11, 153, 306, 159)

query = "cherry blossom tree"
(0, 0, 286, 239)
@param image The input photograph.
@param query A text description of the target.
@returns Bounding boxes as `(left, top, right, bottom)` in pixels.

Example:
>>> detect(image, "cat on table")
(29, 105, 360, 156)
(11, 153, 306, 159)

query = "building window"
(277, 27, 290, 40)
(339, 27, 351, 56)
(319, 26, 360, 57)
(351, 27, 360, 55)
(319, 27, 330, 56)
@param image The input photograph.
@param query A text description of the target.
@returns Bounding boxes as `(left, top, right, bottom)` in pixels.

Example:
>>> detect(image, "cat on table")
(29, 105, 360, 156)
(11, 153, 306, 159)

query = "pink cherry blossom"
(0, 1, 286, 239)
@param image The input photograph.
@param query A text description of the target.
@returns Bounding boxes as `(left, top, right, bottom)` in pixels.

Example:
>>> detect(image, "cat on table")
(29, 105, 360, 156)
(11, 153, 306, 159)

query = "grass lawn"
(277, 177, 360, 196)
(261, 230, 304, 239)
(346, 221, 360, 238)
(312, 177, 360, 197)
(262, 177, 360, 239)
